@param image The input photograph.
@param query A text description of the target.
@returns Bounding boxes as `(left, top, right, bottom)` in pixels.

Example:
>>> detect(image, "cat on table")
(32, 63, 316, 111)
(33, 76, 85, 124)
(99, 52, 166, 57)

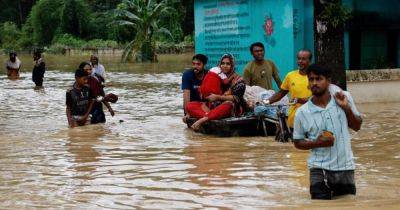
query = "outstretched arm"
(103, 101, 115, 116)
(268, 89, 288, 104)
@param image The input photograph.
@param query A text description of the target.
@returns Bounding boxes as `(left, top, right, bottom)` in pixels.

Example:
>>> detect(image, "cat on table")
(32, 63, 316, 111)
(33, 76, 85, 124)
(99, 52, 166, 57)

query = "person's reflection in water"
(66, 125, 108, 179)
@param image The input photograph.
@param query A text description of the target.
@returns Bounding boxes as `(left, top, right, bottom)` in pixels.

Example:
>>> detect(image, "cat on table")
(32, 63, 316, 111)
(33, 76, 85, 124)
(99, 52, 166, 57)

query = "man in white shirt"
(90, 55, 106, 81)
(5, 52, 21, 79)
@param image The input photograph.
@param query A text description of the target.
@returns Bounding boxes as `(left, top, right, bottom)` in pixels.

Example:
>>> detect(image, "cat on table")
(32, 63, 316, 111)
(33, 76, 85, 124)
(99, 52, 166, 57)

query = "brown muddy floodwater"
(0, 54, 399, 209)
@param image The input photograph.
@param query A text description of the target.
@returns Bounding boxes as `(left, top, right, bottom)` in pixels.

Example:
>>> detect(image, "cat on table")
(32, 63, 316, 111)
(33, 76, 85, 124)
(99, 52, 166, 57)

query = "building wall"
(194, 0, 314, 90)
(348, 80, 400, 103)
(343, 0, 400, 70)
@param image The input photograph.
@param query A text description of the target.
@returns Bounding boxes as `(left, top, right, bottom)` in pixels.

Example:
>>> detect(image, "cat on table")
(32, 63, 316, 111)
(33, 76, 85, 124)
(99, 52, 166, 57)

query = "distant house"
(195, 0, 400, 82)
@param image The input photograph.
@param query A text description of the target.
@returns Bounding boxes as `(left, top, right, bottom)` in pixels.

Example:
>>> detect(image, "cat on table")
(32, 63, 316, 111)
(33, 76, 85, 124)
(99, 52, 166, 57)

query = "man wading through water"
(66, 68, 94, 128)
(293, 64, 362, 199)
(5, 52, 21, 79)
(32, 51, 45, 87)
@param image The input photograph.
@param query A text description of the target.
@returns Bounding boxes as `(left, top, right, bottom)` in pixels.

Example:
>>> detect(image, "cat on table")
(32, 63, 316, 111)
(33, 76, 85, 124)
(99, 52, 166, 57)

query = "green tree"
(59, 0, 91, 38)
(28, 0, 63, 45)
(0, 22, 22, 51)
(114, 0, 174, 62)
(0, 0, 37, 26)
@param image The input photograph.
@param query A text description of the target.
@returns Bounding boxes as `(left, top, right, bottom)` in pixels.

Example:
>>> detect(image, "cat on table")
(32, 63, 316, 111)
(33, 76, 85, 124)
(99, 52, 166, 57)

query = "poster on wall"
(195, 0, 309, 83)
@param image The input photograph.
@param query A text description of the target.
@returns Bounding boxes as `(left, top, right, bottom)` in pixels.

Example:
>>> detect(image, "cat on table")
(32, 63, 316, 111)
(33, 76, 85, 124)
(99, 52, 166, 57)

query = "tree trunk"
(140, 40, 156, 62)
(314, 0, 347, 90)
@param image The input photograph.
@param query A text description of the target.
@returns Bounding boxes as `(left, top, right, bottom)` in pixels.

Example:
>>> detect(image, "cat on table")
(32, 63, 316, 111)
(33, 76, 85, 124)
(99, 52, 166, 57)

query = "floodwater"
(0, 54, 399, 209)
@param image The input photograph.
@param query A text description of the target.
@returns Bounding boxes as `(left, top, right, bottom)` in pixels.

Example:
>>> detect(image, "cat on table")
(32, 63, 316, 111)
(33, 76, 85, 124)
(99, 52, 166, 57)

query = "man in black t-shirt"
(181, 54, 208, 122)
(66, 68, 94, 128)
(32, 51, 46, 87)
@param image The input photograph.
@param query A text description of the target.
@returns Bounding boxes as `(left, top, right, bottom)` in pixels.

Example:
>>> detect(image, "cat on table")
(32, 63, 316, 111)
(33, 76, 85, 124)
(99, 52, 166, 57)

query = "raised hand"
(334, 91, 349, 110)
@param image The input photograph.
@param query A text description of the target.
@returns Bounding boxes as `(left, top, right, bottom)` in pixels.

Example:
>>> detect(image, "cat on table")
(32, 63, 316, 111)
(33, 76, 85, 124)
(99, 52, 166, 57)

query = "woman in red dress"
(186, 54, 247, 131)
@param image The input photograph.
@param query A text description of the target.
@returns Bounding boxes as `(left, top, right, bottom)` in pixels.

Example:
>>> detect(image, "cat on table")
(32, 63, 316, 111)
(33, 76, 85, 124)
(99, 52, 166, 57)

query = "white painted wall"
(348, 80, 400, 103)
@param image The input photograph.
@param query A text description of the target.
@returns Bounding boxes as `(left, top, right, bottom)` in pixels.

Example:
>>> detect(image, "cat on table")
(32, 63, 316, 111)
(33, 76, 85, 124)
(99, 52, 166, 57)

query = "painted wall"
(194, 0, 314, 90)
(343, 0, 400, 69)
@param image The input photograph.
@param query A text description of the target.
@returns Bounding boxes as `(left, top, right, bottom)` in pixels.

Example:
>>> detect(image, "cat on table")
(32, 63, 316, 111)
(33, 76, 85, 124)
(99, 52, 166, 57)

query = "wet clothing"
(293, 93, 361, 171)
(186, 74, 246, 120)
(91, 63, 106, 80)
(66, 84, 92, 116)
(32, 58, 45, 86)
(199, 67, 228, 99)
(87, 75, 105, 97)
(280, 70, 312, 127)
(243, 60, 281, 90)
(293, 91, 361, 199)
(310, 168, 356, 199)
(90, 101, 106, 124)
(186, 101, 233, 120)
(87, 75, 106, 124)
(182, 68, 208, 102)
(6, 58, 21, 78)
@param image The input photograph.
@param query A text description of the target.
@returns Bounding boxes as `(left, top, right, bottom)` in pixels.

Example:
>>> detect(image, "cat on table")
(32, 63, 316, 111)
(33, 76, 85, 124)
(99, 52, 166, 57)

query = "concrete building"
(194, 0, 400, 77)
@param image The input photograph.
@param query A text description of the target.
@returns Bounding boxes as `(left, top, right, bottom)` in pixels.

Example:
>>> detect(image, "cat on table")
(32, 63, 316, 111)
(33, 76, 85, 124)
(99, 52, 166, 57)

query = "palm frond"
(112, 20, 137, 28)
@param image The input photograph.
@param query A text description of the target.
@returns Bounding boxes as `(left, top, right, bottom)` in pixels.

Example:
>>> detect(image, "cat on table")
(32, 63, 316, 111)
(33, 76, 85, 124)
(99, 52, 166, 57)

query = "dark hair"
(307, 64, 332, 79)
(299, 49, 313, 60)
(75, 68, 88, 78)
(9, 52, 16, 56)
(79, 61, 91, 70)
(33, 51, 41, 57)
(219, 53, 235, 72)
(192, 54, 208, 65)
(250, 42, 264, 52)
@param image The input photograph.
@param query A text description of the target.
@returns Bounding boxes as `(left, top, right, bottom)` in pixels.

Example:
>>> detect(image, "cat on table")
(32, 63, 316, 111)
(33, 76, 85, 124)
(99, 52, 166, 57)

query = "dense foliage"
(0, 0, 194, 59)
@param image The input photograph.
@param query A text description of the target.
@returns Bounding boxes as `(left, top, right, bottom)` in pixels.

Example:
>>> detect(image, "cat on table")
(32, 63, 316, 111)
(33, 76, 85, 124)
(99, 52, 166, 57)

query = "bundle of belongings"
(244, 85, 289, 118)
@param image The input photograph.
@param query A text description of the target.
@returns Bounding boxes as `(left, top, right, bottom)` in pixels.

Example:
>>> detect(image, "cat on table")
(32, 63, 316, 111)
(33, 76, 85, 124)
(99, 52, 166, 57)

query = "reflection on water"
(0, 54, 399, 208)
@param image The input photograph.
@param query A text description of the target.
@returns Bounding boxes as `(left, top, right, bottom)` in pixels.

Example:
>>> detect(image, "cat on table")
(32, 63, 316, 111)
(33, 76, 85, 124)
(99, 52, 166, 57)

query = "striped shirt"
(293, 91, 361, 171)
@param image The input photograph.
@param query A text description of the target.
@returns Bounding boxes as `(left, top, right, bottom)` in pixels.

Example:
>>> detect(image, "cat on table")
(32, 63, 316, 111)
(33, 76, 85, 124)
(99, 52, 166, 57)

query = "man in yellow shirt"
(266, 49, 312, 128)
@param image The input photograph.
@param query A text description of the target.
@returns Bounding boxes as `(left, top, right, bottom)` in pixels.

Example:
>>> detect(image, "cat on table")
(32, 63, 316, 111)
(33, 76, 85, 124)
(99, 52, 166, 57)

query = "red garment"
(186, 101, 233, 120)
(199, 72, 222, 98)
(87, 76, 104, 97)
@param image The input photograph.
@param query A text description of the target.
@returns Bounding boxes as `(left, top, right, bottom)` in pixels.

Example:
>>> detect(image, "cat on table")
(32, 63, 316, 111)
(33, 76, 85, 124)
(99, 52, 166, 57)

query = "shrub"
(0, 22, 22, 51)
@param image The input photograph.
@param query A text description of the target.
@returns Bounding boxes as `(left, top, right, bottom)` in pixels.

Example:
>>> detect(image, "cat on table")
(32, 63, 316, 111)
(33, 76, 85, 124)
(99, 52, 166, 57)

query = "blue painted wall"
(195, 0, 314, 90)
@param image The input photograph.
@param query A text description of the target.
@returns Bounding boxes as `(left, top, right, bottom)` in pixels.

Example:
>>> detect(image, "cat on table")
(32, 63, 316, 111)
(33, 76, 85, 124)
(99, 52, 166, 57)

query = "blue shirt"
(293, 91, 361, 171)
(181, 69, 207, 102)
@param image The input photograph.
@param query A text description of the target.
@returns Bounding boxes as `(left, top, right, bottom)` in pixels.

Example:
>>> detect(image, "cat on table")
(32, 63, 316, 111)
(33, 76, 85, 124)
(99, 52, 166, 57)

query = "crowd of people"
(181, 42, 363, 200)
(4, 53, 117, 128)
(66, 56, 117, 128)
(3, 41, 363, 200)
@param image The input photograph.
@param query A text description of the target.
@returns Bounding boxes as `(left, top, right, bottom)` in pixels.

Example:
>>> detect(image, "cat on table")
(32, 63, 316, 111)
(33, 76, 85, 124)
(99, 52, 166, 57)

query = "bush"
(0, 22, 22, 51)
(84, 39, 119, 49)
(156, 41, 193, 54)
(18, 20, 35, 49)
(29, 0, 63, 45)
(46, 43, 68, 54)
(53, 34, 85, 48)
(59, 0, 91, 38)
(183, 34, 194, 44)
(48, 33, 120, 53)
